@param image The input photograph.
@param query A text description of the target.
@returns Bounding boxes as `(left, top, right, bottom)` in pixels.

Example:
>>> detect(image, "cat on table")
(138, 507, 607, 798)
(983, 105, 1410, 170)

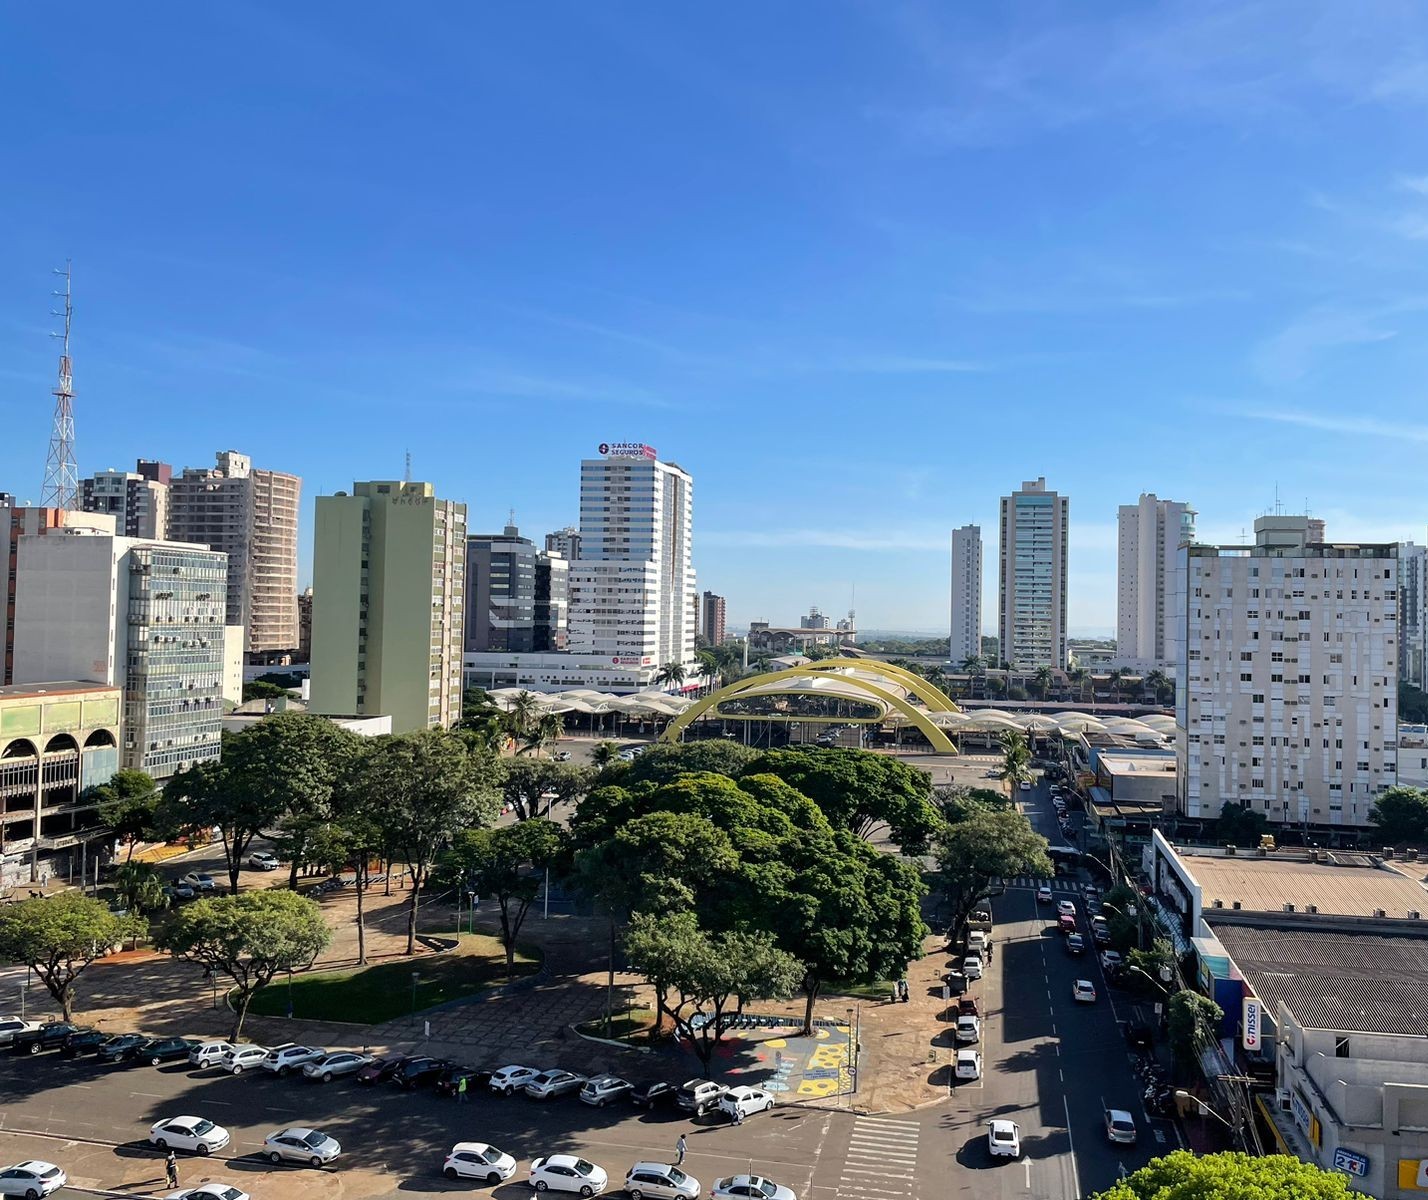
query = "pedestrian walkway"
(835, 1116, 920, 1200)
(994, 875, 1097, 892)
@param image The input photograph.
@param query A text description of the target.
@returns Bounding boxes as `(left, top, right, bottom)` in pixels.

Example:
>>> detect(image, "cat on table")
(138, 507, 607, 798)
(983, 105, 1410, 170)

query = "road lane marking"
(1063, 1095, 1083, 1200)
(1024, 1158, 1032, 1189)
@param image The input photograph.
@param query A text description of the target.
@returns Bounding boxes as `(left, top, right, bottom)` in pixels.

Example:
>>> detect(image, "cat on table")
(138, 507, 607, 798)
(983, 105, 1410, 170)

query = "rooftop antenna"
(40, 262, 78, 509)
(403, 450, 412, 483)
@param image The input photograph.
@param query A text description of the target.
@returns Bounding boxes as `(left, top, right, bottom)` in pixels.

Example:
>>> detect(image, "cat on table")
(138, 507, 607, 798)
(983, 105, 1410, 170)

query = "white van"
(963, 954, 984, 980)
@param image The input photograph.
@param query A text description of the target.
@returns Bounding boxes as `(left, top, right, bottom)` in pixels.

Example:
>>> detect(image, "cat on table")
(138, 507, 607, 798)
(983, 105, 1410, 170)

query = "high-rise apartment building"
(12, 529, 228, 779)
(168, 451, 300, 654)
(465, 524, 539, 653)
(309, 480, 466, 733)
(1176, 520, 1398, 833)
(950, 525, 982, 665)
(998, 478, 1069, 669)
(567, 445, 695, 674)
(2, 505, 117, 684)
(545, 526, 582, 563)
(1399, 542, 1427, 689)
(80, 460, 171, 540)
(1117, 494, 1196, 669)
(701, 591, 727, 646)
(534, 552, 568, 652)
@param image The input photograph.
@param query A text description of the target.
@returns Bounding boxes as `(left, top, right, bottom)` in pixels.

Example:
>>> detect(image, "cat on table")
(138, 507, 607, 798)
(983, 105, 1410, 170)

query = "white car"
(955, 1014, 980, 1043)
(0, 1162, 66, 1198)
(443, 1142, 517, 1184)
(0, 1020, 38, 1048)
(148, 1116, 231, 1156)
(1105, 1108, 1138, 1145)
(962, 954, 983, 980)
(624, 1162, 699, 1200)
(954, 1049, 982, 1080)
(579, 1075, 634, 1107)
(710, 1176, 796, 1200)
(1019, 780, 1032, 790)
(220, 1044, 268, 1074)
(262, 1044, 326, 1076)
(529, 1154, 608, 1196)
(718, 1085, 774, 1121)
(187, 1041, 234, 1068)
(966, 930, 988, 954)
(1100, 950, 1124, 972)
(264, 1128, 341, 1167)
(1035, 884, 1053, 903)
(302, 1051, 373, 1082)
(987, 1119, 1021, 1159)
(490, 1064, 540, 1095)
(181, 872, 217, 892)
(1073, 979, 1097, 1003)
(247, 851, 281, 871)
(1056, 900, 1077, 917)
(525, 1068, 587, 1100)
(168, 1186, 249, 1200)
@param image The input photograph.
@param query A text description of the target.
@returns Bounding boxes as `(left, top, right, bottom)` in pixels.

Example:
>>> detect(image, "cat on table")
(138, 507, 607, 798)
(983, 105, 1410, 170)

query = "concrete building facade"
(80, 459, 171, 540)
(701, 591, 727, 646)
(1117, 493, 1196, 669)
(1176, 520, 1398, 833)
(11, 531, 228, 780)
(998, 477, 1069, 669)
(1399, 542, 1426, 689)
(950, 524, 982, 666)
(309, 480, 466, 733)
(168, 450, 300, 655)
(567, 446, 695, 678)
(545, 526, 581, 563)
(534, 552, 568, 652)
(297, 587, 313, 662)
(465, 524, 539, 653)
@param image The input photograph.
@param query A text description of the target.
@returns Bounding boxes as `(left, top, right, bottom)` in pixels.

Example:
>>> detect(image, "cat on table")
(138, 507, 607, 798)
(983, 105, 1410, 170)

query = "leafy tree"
(361, 730, 500, 953)
(326, 740, 390, 965)
(497, 758, 593, 821)
(1215, 801, 1269, 847)
(505, 691, 540, 740)
(461, 685, 496, 717)
(1126, 938, 1176, 991)
(242, 679, 295, 704)
(655, 662, 687, 688)
(624, 912, 802, 1073)
(623, 740, 759, 785)
(590, 741, 621, 768)
(1092, 1150, 1351, 1200)
(438, 819, 569, 976)
(90, 769, 159, 861)
(155, 890, 331, 1041)
(1168, 989, 1223, 1066)
(744, 748, 941, 853)
(1369, 786, 1428, 845)
(519, 710, 564, 757)
(935, 808, 1051, 939)
(1400, 682, 1428, 724)
(938, 785, 1011, 822)
(997, 730, 1031, 792)
(0, 894, 144, 1019)
(114, 861, 168, 918)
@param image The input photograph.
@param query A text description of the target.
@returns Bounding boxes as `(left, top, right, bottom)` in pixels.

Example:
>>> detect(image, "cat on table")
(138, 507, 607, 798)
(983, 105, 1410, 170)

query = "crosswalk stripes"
(835, 1116, 920, 1200)
(993, 875, 1096, 892)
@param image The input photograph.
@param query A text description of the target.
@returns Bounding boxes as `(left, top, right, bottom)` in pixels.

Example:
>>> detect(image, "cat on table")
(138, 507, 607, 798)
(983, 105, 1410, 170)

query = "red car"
(1057, 914, 1077, 934)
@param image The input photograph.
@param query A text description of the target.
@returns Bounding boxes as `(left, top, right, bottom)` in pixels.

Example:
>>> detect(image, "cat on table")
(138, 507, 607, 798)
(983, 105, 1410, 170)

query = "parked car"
(1072, 980, 1097, 1004)
(12, 1023, 83, 1056)
(623, 1162, 699, 1200)
(675, 1079, 727, 1115)
(1092, 924, 1112, 946)
(303, 1051, 374, 1082)
(181, 872, 216, 893)
(247, 851, 281, 871)
(942, 968, 967, 995)
(355, 1056, 403, 1085)
(394, 1056, 450, 1090)
(710, 1176, 795, 1200)
(168, 1186, 249, 1200)
(1065, 932, 1085, 956)
(525, 1069, 587, 1100)
(1100, 950, 1124, 972)
(263, 1127, 341, 1167)
(1035, 883, 1053, 903)
(954, 1048, 982, 1080)
(0, 1020, 38, 1048)
(1104, 1108, 1137, 1145)
(96, 1033, 147, 1064)
(630, 1080, 677, 1109)
(59, 1029, 108, 1058)
(966, 930, 988, 954)
(0, 1161, 66, 1198)
(137, 1037, 199, 1066)
(490, 1064, 540, 1095)
(187, 1041, 235, 1068)
(443, 1143, 517, 1184)
(955, 1015, 980, 1044)
(220, 1044, 269, 1074)
(164, 882, 196, 903)
(552, 750, 572, 762)
(529, 1154, 608, 1196)
(1019, 780, 1031, 791)
(435, 1065, 492, 1097)
(262, 1044, 326, 1077)
(962, 954, 983, 980)
(580, 1075, 634, 1107)
(719, 1086, 774, 1121)
(148, 1116, 231, 1155)
(986, 1119, 1021, 1159)
(956, 995, 980, 1019)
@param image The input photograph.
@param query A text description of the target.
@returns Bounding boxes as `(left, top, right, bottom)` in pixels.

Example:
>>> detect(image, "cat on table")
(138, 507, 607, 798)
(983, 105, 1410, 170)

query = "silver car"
(0, 1020, 38, 1048)
(263, 1128, 341, 1167)
(302, 1051, 373, 1082)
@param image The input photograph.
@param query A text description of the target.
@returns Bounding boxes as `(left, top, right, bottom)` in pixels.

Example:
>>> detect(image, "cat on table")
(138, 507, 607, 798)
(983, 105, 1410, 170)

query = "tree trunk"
(355, 859, 367, 966)
(60, 985, 74, 1021)
(230, 988, 254, 1042)
(384, 860, 392, 897)
(800, 977, 820, 1036)
(405, 866, 422, 955)
(288, 858, 300, 890)
(605, 916, 615, 1039)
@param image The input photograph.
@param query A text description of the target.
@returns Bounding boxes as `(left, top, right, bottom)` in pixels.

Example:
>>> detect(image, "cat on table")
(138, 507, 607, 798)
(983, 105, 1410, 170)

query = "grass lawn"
(247, 931, 540, 1024)
(827, 977, 900, 1001)
(575, 1005, 655, 1041)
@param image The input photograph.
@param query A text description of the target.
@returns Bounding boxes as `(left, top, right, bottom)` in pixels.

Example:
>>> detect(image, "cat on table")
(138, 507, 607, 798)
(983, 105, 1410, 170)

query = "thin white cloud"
(702, 528, 949, 552)
(1240, 407, 1428, 444)
(839, 355, 989, 374)
(1250, 308, 1398, 384)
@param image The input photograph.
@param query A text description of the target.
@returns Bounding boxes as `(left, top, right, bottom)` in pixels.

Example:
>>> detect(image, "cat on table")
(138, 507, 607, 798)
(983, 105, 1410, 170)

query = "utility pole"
(40, 263, 78, 509)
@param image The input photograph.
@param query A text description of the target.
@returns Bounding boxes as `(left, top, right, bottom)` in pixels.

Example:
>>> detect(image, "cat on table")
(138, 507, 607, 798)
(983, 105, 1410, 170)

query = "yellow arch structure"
(663, 663, 959, 753)
(808, 658, 959, 713)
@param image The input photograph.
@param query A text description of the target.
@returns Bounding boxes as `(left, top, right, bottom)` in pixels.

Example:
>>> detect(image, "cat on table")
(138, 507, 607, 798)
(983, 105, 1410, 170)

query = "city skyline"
(5, 5, 1428, 634)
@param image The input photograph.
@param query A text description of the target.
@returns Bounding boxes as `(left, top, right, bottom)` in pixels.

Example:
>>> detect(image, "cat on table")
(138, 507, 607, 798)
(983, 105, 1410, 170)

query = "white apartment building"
(1176, 520, 1398, 833)
(169, 450, 301, 655)
(567, 445, 695, 685)
(998, 477, 1069, 669)
(1398, 542, 1426, 689)
(1117, 493, 1195, 670)
(12, 528, 231, 780)
(950, 524, 982, 665)
(80, 460, 170, 540)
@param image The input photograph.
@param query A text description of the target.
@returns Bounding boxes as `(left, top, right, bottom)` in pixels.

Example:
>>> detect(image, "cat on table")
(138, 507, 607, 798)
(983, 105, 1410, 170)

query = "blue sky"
(4, 3, 1428, 635)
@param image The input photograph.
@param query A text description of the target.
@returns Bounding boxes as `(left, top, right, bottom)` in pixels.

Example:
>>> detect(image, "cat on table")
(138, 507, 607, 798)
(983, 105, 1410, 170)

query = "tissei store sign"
(599, 442, 657, 459)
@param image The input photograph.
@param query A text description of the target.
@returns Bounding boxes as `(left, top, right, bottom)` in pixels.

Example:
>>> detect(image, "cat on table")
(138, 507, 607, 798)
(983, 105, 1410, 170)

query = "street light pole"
(411, 971, 420, 1024)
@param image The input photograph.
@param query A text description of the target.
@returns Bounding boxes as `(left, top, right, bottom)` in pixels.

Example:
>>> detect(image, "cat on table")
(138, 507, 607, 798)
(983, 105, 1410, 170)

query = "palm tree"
(114, 861, 168, 917)
(1144, 669, 1172, 706)
(591, 741, 620, 768)
(998, 730, 1032, 794)
(1032, 665, 1054, 700)
(655, 661, 687, 689)
(960, 653, 983, 675)
(925, 664, 947, 691)
(1108, 668, 1126, 704)
(1067, 666, 1090, 704)
(520, 710, 564, 756)
(506, 690, 540, 741)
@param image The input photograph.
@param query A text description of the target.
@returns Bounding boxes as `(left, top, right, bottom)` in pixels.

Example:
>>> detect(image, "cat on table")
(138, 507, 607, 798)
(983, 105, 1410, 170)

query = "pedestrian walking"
(457, 1075, 468, 1103)
(164, 1152, 178, 1190)
(676, 1134, 687, 1165)
(733, 1105, 744, 1126)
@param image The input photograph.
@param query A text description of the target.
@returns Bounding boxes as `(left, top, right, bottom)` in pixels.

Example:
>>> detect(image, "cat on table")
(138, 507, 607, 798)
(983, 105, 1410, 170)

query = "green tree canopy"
(935, 807, 1051, 938)
(155, 889, 331, 1041)
(497, 757, 594, 821)
(0, 894, 144, 1019)
(622, 741, 759, 786)
(1215, 801, 1269, 848)
(1168, 989, 1223, 1066)
(997, 730, 1032, 792)
(1369, 786, 1428, 845)
(114, 861, 169, 919)
(90, 769, 159, 860)
(1092, 1150, 1351, 1199)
